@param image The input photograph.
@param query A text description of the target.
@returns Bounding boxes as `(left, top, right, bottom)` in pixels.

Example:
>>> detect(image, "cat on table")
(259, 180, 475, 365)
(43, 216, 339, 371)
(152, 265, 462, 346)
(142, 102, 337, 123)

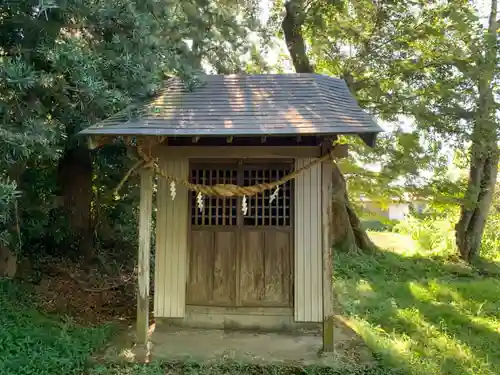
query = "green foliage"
(0, 0, 264, 257)
(270, 0, 494, 235)
(0, 280, 112, 375)
(335, 233, 500, 375)
(392, 204, 500, 261)
(293, 0, 500, 258)
(479, 208, 500, 262)
(0, 177, 20, 245)
(393, 215, 458, 257)
(92, 145, 141, 256)
(361, 220, 396, 232)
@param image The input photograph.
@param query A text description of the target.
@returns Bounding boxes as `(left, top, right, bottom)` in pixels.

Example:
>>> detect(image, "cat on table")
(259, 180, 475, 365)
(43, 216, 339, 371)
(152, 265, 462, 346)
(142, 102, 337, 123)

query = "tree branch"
(282, 0, 314, 73)
(281, 1, 376, 252)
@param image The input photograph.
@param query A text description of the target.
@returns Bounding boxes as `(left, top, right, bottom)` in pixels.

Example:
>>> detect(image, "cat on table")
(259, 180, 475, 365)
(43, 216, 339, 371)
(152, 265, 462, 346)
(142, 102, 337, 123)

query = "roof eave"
(358, 132, 379, 147)
(79, 128, 382, 147)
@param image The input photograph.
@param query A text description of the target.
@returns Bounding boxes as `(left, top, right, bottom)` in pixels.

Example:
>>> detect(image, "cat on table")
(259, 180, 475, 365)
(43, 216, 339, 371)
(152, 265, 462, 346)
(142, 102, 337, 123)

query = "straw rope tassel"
(114, 143, 335, 198)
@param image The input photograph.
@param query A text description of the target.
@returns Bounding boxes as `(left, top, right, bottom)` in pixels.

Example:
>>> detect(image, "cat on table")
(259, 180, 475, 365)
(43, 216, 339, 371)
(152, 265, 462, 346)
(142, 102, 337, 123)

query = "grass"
(0, 280, 112, 375)
(90, 362, 387, 375)
(2, 231, 500, 375)
(334, 231, 500, 375)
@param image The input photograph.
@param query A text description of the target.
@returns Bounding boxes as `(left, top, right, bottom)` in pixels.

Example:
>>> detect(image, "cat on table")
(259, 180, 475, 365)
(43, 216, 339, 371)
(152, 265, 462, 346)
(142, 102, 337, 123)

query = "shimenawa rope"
(114, 145, 334, 198)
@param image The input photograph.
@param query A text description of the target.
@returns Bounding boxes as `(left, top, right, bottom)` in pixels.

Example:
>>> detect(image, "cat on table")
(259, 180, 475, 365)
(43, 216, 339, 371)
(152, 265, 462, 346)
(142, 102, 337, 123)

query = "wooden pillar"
(321, 158, 335, 352)
(137, 167, 153, 345)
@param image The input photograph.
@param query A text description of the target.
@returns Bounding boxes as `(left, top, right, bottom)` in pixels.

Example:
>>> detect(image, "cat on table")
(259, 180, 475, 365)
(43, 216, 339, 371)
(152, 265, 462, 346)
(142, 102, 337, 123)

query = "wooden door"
(186, 160, 293, 308)
(239, 164, 293, 307)
(186, 163, 239, 306)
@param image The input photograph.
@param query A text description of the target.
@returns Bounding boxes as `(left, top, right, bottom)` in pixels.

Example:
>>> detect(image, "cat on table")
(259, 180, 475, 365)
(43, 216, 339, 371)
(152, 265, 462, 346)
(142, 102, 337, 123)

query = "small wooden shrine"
(80, 73, 382, 352)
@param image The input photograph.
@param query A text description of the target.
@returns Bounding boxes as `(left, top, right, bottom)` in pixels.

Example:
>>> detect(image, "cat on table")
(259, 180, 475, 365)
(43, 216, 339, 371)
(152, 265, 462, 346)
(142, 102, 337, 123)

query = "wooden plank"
(154, 163, 167, 317)
(186, 231, 214, 305)
(187, 230, 238, 306)
(240, 231, 265, 305)
(264, 231, 291, 306)
(137, 167, 153, 345)
(186, 305, 293, 316)
(239, 230, 291, 307)
(311, 162, 322, 319)
(154, 158, 189, 318)
(294, 160, 304, 320)
(212, 232, 237, 304)
(294, 159, 323, 322)
(333, 143, 349, 158)
(153, 146, 321, 159)
(321, 159, 335, 352)
(164, 158, 189, 317)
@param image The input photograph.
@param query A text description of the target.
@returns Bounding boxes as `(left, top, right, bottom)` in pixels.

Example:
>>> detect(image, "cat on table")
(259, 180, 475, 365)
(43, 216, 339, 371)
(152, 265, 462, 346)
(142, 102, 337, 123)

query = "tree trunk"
(57, 146, 94, 260)
(456, 151, 498, 261)
(282, 0, 375, 252)
(455, 0, 498, 262)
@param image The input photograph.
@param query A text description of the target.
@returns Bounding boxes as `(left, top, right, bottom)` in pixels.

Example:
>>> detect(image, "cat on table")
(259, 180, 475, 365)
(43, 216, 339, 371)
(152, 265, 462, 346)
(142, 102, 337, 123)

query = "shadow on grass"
(0, 280, 114, 375)
(92, 360, 395, 375)
(335, 249, 474, 282)
(335, 247, 500, 375)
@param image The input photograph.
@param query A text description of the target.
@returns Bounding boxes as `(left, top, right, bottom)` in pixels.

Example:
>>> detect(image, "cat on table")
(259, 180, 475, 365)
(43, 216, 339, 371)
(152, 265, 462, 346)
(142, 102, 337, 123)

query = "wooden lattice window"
(190, 167, 238, 226)
(190, 162, 292, 227)
(242, 166, 292, 227)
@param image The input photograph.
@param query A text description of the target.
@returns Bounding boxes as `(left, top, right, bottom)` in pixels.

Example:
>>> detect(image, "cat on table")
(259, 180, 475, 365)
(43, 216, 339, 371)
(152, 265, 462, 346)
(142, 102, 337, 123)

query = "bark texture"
(58, 146, 94, 260)
(282, 0, 375, 252)
(455, 0, 498, 262)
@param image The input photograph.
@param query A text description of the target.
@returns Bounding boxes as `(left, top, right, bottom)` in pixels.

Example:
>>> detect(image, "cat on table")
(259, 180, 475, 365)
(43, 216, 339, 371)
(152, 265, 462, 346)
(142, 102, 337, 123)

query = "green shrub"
(480, 210, 500, 261)
(393, 208, 500, 261)
(362, 219, 397, 232)
(393, 215, 457, 256)
(0, 280, 112, 375)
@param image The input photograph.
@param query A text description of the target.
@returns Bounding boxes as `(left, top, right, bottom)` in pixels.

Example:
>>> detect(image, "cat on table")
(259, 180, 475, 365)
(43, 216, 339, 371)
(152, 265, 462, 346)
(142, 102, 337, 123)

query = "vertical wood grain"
(186, 230, 237, 305)
(213, 232, 237, 304)
(137, 167, 153, 345)
(321, 159, 335, 352)
(240, 231, 265, 304)
(238, 230, 291, 307)
(294, 158, 323, 322)
(264, 231, 291, 305)
(154, 157, 189, 318)
(186, 231, 214, 304)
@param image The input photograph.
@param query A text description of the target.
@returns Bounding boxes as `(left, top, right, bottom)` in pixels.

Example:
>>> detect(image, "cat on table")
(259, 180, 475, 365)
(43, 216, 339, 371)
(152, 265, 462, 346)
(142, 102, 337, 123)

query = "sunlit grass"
(335, 232, 500, 375)
(3, 230, 500, 375)
(367, 231, 420, 255)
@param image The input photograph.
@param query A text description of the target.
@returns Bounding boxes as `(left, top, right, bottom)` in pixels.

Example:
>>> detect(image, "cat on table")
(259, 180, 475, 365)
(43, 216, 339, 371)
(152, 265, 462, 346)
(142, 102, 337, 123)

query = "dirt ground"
(34, 259, 137, 325)
(32, 260, 375, 369)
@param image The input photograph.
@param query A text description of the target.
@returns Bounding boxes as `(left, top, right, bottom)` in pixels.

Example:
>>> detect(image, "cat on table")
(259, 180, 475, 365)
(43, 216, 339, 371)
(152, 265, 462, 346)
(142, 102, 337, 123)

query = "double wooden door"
(186, 160, 293, 308)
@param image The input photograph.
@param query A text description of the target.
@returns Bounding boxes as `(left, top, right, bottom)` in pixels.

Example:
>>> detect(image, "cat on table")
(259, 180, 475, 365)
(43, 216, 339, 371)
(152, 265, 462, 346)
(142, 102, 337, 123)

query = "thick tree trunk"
(455, 0, 498, 262)
(456, 150, 498, 261)
(282, 0, 375, 252)
(58, 146, 94, 260)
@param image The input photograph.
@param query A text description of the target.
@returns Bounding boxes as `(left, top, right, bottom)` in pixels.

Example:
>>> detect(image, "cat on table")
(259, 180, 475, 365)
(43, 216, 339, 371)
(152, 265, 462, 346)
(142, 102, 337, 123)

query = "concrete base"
(149, 324, 375, 368)
(98, 317, 375, 370)
(156, 306, 320, 333)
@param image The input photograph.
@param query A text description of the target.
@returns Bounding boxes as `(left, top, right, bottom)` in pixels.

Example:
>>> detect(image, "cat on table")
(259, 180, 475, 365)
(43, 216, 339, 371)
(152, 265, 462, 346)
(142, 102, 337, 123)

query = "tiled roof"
(80, 73, 382, 142)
